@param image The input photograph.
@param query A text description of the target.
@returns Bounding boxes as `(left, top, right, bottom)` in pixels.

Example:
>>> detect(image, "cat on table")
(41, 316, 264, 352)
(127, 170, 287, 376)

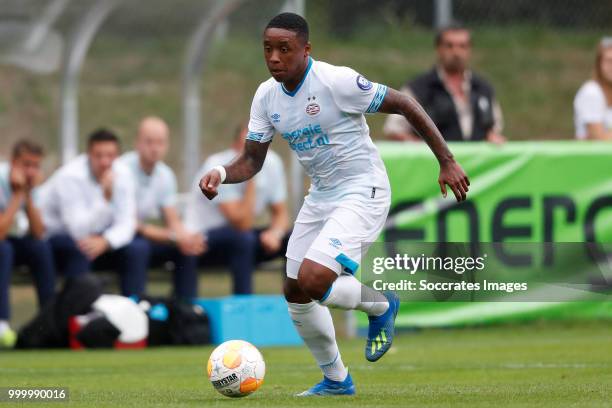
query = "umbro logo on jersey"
(271, 113, 281, 123)
(305, 103, 320, 116)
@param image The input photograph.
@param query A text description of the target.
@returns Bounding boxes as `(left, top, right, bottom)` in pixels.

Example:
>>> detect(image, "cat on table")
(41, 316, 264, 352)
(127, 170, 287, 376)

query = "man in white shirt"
(41, 129, 142, 296)
(119, 117, 205, 300)
(185, 123, 289, 294)
(0, 140, 55, 347)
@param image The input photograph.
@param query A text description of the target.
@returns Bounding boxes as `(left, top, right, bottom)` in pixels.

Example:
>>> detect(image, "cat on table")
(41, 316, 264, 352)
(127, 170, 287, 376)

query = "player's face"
(88, 141, 119, 180)
(263, 28, 310, 85)
(437, 30, 471, 73)
(600, 47, 612, 84)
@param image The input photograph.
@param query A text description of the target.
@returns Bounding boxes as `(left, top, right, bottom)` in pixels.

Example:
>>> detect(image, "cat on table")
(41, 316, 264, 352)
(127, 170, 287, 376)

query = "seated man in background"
(41, 129, 142, 296)
(119, 117, 205, 301)
(0, 140, 55, 347)
(383, 24, 505, 143)
(185, 123, 290, 294)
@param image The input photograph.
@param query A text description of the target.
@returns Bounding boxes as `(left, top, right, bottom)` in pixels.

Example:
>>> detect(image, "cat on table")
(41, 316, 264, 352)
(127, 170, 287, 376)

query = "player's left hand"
(438, 160, 470, 202)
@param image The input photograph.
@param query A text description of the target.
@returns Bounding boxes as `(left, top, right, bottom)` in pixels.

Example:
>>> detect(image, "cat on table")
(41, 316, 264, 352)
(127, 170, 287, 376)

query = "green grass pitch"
(1, 322, 610, 407)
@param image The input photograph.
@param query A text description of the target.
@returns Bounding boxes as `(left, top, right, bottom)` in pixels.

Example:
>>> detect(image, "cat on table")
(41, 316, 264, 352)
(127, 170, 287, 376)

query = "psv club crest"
(305, 95, 320, 116)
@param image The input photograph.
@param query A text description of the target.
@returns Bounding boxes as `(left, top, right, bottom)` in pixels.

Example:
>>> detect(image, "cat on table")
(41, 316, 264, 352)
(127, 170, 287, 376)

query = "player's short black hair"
(12, 139, 44, 159)
(87, 128, 121, 150)
(435, 23, 471, 46)
(265, 12, 309, 43)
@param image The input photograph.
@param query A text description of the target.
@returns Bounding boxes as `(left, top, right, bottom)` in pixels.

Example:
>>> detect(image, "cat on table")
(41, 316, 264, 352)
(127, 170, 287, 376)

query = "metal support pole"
(0, 0, 69, 74)
(59, 0, 118, 163)
(281, 0, 306, 220)
(281, 0, 358, 340)
(281, 0, 305, 15)
(23, 0, 70, 52)
(182, 0, 245, 188)
(434, 0, 453, 29)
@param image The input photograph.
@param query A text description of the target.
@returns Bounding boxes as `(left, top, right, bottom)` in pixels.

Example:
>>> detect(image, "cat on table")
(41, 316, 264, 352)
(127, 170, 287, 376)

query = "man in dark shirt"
(384, 25, 505, 143)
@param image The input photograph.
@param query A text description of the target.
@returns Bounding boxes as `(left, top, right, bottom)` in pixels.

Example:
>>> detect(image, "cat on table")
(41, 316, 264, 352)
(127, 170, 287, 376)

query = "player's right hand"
(199, 169, 221, 200)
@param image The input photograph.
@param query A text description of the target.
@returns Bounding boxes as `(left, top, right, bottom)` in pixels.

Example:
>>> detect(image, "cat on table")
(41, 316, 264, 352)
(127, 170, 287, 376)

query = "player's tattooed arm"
(199, 140, 270, 200)
(225, 140, 270, 183)
(379, 87, 470, 202)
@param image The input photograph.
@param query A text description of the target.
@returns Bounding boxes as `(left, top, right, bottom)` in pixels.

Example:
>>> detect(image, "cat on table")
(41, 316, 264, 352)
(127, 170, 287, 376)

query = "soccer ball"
(206, 340, 265, 398)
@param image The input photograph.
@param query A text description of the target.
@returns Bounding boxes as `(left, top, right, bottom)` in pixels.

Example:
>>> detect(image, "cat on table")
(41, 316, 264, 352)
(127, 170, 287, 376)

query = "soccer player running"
(200, 13, 469, 396)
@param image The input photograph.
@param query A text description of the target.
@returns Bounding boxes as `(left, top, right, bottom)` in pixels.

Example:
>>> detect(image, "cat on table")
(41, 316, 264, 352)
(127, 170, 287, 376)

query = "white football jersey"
(247, 57, 390, 201)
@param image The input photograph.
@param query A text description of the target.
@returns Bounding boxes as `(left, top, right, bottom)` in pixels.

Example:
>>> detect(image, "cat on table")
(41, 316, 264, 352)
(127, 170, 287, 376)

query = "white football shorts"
(285, 185, 391, 279)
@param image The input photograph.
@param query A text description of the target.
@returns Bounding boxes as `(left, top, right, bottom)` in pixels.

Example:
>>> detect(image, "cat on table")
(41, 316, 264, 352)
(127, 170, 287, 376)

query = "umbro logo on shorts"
(329, 238, 342, 249)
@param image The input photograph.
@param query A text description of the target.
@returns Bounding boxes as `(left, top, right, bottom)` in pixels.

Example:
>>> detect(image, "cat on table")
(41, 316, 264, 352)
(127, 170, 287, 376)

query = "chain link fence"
(309, 0, 612, 37)
(0, 0, 610, 185)
(0, 0, 288, 182)
(453, 0, 612, 29)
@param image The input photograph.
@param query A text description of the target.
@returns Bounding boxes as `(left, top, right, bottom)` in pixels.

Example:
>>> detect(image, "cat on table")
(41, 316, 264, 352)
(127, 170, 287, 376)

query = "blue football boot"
(365, 291, 400, 362)
(296, 373, 356, 396)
